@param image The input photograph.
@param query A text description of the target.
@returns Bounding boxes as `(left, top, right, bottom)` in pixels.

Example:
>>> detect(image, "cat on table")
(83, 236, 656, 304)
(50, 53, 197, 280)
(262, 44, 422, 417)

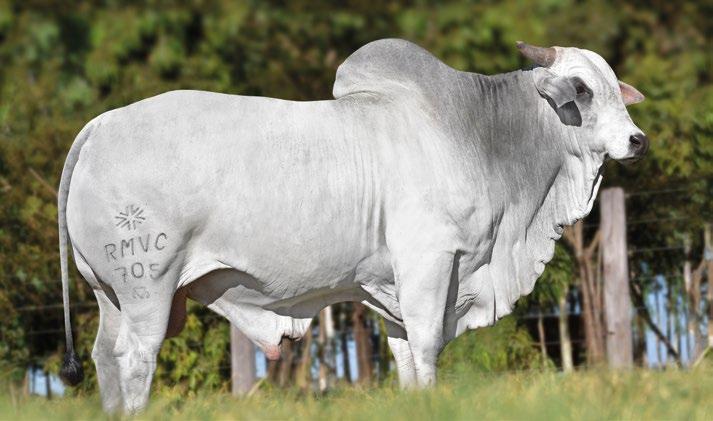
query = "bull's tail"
(58, 117, 100, 386)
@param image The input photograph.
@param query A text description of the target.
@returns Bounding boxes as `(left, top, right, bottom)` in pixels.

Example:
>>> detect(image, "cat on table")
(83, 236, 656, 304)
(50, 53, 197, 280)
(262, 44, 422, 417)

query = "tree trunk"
(29, 365, 34, 396)
(295, 326, 313, 392)
(44, 370, 51, 400)
(352, 303, 373, 384)
(676, 297, 683, 363)
(537, 310, 547, 361)
(631, 279, 681, 364)
(708, 263, 713, 349)
(378, 318, 391, 381)
(704, 224, 713, 348)
(654, 284, 664, 365)
(558, 286, 574, 372)
(318, 306, 336, 392)
(231, 325, 257, 396)
(23, 368, 30, 397)
(278, 339, 295, 388)
(691, 263, 705, 357)
(666, 282, 677, 366)
(267, 359, 279, 383)
(564, 222, 606, 365)
(635, 314, 648, 367)
(600, 187, 633, 368)
(586, 242, 606, 363)
(341, 328, 352, 383)
(684, 236, 695, 362)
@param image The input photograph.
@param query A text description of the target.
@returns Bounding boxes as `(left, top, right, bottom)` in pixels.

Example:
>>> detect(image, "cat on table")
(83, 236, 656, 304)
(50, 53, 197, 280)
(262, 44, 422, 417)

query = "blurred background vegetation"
(0, 0, 710, 396)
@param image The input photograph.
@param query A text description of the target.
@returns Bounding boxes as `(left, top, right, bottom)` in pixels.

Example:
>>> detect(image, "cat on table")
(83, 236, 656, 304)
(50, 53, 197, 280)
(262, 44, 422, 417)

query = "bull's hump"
(332, 38, 454, 100)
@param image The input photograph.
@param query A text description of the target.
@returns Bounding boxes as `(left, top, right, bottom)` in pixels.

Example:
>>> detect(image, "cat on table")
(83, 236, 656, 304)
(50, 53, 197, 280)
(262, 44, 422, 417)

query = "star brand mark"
(114, 205, 146, 231)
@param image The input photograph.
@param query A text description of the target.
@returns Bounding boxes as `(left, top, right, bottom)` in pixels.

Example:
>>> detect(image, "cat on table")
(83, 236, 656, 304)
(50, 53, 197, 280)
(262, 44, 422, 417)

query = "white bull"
(57, 39, 646, 413)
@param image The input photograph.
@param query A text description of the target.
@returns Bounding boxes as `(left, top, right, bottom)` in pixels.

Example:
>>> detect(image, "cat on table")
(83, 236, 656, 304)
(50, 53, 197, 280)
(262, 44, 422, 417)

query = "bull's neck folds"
(446, 69, 604, 324)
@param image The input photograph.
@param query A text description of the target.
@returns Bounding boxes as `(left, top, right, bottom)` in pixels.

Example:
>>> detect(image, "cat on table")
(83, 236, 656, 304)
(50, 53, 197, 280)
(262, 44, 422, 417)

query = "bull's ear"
(619, 80, 644, 105)
(533, 68, 576, 108)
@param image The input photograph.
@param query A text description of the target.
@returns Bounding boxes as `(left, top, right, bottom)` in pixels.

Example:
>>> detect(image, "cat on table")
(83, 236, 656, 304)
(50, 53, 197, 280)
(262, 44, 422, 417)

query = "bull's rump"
(66, 90, 387, 299)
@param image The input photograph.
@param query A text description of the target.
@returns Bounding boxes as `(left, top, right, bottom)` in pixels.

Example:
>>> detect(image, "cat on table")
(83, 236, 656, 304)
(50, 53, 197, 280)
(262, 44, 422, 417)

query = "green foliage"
(439, 316, 551, 375)
(525, 243, 574, 308)
(153, 304, 230, 392)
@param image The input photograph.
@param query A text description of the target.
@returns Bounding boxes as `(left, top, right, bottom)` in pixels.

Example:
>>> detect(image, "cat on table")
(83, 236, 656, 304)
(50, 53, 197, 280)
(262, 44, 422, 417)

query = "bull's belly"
(182, 231, 394, 310)
(185, 245, 399, 344)
(184, 249, 396, 354)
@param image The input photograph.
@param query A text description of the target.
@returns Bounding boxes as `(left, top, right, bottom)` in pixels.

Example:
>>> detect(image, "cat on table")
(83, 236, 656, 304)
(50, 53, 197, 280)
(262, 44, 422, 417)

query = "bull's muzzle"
(629, 133, 649, 159)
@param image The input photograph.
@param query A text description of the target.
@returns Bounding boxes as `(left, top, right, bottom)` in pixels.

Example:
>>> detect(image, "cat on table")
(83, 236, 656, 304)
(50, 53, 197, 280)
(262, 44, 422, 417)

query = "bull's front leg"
(392, 249, 456, 387)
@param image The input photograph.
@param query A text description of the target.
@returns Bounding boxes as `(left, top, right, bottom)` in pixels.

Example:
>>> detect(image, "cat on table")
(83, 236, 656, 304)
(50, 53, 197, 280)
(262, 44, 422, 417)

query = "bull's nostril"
(628, 133, 649, 157)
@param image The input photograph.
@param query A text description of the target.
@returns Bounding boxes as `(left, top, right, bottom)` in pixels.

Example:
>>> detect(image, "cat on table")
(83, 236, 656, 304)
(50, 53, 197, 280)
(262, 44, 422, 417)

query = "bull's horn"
(516, 41, 557, 67)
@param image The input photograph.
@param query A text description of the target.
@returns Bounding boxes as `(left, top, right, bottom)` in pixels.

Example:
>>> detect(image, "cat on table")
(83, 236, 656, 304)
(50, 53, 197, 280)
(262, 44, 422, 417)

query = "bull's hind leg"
(74, 250, 123, 412)
(113, 303, 169, 413)
(92, 290, 123, 412)
(113, 269, 179, 414)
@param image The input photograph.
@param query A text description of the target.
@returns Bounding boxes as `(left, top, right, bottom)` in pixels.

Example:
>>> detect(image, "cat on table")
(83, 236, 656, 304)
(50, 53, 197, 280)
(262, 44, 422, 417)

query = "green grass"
(2, 368, 712, 420)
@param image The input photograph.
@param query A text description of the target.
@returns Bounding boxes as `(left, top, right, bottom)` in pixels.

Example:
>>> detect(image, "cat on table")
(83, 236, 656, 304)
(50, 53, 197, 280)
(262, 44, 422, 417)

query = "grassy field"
(2, 368, 712, 420)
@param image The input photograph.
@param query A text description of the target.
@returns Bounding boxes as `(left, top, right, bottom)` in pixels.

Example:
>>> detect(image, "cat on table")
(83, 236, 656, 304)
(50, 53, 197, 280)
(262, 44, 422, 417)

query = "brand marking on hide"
(114, 204, 146, 231)
(104, 232, 168, 262)
(104, 232, 168, 285)
(112, 261, 162, 283)
(132, 286, 150, 300)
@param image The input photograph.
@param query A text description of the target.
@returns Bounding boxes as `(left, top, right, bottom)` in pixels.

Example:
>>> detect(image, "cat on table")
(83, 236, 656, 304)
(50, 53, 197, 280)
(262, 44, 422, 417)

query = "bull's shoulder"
(333, 38, 457, 101)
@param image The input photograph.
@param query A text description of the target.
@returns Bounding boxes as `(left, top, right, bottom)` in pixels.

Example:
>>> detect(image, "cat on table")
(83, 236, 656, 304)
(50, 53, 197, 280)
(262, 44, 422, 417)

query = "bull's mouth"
(605, 152, 643, 166)
(608, 151, 646, 165)
(618, 156, 643, 165)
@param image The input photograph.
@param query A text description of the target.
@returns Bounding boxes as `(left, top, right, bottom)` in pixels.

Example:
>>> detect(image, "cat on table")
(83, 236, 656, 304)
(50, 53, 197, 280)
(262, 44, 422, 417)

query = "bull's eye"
(573, 79, 591, 97)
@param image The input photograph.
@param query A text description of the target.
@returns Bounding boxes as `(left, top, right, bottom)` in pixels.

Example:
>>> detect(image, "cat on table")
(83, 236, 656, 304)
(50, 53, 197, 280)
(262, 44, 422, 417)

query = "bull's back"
(67, 90, 386, 297)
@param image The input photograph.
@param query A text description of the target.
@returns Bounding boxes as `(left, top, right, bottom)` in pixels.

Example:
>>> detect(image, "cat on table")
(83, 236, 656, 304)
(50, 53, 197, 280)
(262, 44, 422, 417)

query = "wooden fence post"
(231, 325, 256, 396)
(353, 303, 373, 383)
(600, 187, 634, 368)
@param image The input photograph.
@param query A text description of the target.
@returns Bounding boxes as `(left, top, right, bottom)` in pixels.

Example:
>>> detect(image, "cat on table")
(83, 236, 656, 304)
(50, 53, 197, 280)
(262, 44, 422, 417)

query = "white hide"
(58, 39, 646, 413)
